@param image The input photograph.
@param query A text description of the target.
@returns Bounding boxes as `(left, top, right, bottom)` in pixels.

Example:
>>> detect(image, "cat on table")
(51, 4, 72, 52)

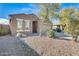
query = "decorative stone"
(21, 33, 27, 37)
(16, 32, 22, 37)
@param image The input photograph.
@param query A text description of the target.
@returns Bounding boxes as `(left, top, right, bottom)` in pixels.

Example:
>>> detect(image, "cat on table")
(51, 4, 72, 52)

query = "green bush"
(47, 29, 55, 38)
(0, 29, 4, 34)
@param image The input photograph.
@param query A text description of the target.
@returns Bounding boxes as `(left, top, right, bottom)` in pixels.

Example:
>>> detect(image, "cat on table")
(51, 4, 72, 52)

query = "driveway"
(0, 36, 39, 56)
(55, 32, 73, 40)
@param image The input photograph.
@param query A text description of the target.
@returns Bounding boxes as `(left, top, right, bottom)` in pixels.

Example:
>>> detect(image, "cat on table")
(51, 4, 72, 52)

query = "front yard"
(0, 35, 79, 56)
(21, 36, 79, 56)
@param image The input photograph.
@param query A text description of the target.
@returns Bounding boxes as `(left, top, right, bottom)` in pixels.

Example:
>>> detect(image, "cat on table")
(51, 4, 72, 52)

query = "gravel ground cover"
(21, 36, 79, 56)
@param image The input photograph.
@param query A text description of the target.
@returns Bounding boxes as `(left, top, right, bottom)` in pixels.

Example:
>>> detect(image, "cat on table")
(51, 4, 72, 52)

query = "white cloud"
(21, 8, 33, 11)
(0, 18, 9, 25)
(20, 7, 38, 13)
(10, 7, 38, 15)
(51, 18, 60, 25)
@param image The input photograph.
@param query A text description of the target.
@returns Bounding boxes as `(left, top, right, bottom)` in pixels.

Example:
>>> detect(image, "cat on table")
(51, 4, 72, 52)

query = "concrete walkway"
(0, 36, 39, 56)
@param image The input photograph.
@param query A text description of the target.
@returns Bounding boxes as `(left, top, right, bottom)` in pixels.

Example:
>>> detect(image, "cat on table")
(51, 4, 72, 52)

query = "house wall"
(41, 24, 51, 32)
(9, 17, 17, 36)
(37, 20, 40, 33)
(9, 14, 51, 36)
(38, 21, 51, 35)
(9, 16, 40, 36)
(9, 18, 32, 36)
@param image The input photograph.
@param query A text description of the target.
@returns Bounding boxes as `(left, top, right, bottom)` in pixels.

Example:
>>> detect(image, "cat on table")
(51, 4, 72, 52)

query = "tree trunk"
(72, 35, 78, 42)
(74, 36, 78, 42)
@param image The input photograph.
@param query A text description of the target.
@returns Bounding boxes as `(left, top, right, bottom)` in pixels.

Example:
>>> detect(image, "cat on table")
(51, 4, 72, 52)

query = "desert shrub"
(0, 29, 3, 33)
(0, 29, 11, 36)
(0, 29, 5, 35)
(47, 29, 55, 38)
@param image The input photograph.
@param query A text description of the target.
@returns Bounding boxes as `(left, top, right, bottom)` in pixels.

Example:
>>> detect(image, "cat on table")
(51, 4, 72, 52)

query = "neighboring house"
(53, 24, 65, 32)
(9, 14, 51, 36)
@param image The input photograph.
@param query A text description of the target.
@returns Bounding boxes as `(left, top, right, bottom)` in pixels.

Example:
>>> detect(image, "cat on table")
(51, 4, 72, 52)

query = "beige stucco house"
(9, 14, 51, 36)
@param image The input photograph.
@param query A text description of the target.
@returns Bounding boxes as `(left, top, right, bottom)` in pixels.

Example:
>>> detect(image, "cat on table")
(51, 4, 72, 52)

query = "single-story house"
(9, 14, 51, 36)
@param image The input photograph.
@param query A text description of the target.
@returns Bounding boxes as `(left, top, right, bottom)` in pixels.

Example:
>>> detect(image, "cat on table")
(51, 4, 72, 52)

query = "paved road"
(0, 36, 39, 56)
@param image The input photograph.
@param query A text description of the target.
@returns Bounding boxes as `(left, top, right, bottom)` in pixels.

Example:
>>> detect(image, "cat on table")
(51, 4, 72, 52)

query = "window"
(24, 20, 29, 30)
(16, 18, 23, 30)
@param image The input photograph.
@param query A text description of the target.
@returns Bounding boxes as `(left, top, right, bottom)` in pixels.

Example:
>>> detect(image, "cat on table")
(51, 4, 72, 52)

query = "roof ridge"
(9, 13, 26, 16)
(9, 13, 35, 16)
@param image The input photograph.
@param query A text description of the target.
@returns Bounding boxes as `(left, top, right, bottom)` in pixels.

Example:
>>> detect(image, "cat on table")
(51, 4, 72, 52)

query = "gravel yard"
(21, 36, 79, 56)
(0, 35, 79, 56)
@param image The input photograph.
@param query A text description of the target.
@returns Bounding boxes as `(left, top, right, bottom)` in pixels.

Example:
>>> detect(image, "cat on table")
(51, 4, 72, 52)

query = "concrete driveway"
(0, 36, 39, 56)
(55, 32, 73, 40)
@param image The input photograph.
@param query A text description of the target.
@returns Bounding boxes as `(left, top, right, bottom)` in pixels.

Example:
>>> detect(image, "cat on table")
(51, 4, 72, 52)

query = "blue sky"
(0, 3, 38, 19)
(0, 3, 79, 22)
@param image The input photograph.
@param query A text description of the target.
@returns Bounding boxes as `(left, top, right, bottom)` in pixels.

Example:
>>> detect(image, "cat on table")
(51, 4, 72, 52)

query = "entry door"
(32, 21, 38, 33)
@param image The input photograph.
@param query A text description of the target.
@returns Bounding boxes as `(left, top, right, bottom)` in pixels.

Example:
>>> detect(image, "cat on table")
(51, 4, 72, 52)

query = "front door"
(32, 21, 38, 33)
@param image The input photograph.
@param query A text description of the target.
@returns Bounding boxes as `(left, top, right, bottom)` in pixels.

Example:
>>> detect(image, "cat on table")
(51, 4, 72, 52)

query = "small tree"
(36, 3, 60, 36)
(69, 11, 79, 41)
(60, 8, 79, 42)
